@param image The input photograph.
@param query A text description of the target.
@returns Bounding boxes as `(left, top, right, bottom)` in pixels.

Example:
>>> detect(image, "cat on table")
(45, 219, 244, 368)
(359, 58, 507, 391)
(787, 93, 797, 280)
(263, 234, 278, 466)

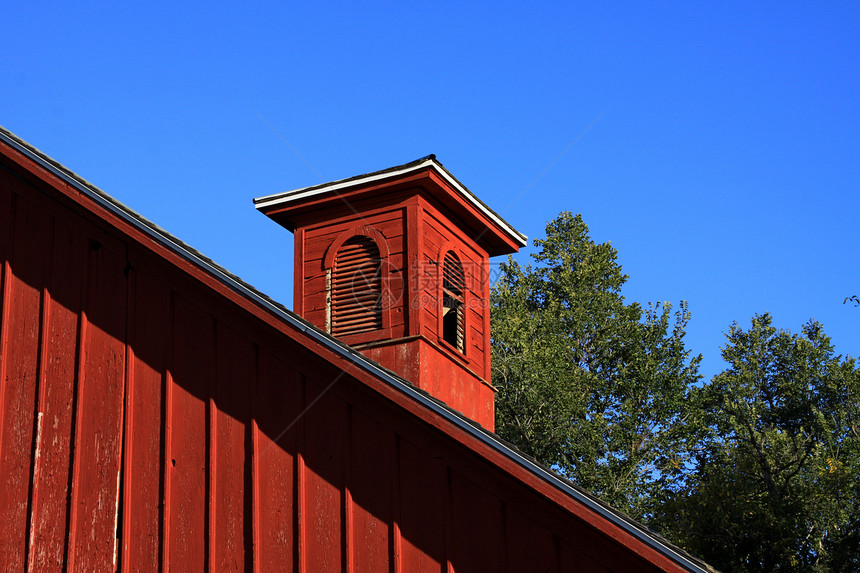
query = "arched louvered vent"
(441, 251, 465, 353)
(330, 236, 382, 337)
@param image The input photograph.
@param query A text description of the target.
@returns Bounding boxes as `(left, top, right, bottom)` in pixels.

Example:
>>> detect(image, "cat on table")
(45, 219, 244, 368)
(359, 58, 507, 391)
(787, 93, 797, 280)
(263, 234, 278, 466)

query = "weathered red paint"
(258, 167, 511, 430)
(0, 131, 702, 572)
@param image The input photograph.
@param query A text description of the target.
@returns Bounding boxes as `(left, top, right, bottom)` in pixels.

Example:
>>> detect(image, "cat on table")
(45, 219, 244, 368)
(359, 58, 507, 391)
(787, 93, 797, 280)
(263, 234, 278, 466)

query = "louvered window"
(441, 251, 465, 353)
(330, 236, 382, 337)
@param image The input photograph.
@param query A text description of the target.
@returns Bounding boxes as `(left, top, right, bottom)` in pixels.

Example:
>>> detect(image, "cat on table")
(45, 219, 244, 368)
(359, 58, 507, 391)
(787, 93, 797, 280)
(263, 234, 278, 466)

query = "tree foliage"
(491, 212, 860, 570)
(491, 212, 702, 518)
(653, 314, 860, 572)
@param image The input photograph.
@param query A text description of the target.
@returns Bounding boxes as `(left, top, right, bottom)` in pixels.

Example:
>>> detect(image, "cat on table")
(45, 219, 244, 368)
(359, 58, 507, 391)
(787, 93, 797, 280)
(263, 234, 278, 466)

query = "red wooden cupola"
(255, 156, 525, 430)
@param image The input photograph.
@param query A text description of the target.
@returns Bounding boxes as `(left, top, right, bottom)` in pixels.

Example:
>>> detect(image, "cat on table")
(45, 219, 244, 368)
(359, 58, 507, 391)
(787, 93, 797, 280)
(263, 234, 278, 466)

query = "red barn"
(0, 126, 713, 572)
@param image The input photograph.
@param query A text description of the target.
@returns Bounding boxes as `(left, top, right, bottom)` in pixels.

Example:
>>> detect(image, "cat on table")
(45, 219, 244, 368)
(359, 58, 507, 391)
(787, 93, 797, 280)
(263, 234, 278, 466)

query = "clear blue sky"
(4, 2, 858, 380)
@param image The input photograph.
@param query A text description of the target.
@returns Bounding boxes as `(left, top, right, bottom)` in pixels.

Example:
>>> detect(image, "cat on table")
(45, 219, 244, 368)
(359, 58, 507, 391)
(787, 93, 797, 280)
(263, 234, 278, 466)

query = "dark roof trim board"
(253, 154, 529, 248)
(0, 126, 711, 573)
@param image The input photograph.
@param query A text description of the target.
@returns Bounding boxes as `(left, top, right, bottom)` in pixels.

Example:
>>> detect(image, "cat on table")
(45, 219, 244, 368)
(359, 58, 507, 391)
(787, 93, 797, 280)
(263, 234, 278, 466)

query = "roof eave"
(253, 156, 528, 250)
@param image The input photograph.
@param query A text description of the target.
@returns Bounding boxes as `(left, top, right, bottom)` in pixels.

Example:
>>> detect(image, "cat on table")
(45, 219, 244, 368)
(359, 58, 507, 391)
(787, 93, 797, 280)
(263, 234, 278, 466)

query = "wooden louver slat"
(331, 236, 382, 337)
(442, 251, 465, 352)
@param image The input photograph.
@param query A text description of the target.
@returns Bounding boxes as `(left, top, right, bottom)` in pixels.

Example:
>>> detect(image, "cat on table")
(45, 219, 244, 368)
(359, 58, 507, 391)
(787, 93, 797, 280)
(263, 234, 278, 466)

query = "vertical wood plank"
(161, 312, 175, 572)
(67, 238, 128, 570)
(214, 323, 253, 571)
(296, 401, 305, 573)
(406, 204, 421, 338)
(122, 270, 170, 571)
(504, 506, 558, 573)
(399, 439, 446, 572)
(448, 471, 505, 573)
(560, 540, 610, 572)
(392, 435, 402, 573)
(349, 409, 394, 573)
(65, 297, 88, 572)
(0, 195, 48, 569)
(250, 408, 260, 573)
(294, 228, 305, 317)
(208, 320, 218, 572)
(254, 349, 300, 573)
(0, 170, 14, 352)
(167, 296, 213, 571)
(27, 226, 53, 573)
(344, 406, 354, 573)
(444, 468, 453, 573)
(302, 377, 346, 573)
(27, 218, 86, 570)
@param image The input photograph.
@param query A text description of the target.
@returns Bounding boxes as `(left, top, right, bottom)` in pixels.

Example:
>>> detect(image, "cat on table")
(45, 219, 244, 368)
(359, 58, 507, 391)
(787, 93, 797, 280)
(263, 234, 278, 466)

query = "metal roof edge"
(253, 156, 528, 248)
(0, 126, 709, 573)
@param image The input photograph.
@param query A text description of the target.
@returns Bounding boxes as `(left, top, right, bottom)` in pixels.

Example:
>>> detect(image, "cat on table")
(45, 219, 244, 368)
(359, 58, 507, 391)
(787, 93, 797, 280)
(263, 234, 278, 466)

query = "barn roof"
(0, 125, 714, 573)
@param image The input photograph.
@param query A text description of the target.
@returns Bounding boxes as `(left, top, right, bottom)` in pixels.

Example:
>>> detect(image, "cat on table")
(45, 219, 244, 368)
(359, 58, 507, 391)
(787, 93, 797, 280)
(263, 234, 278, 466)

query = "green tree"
(655, 314, 860, 572)
(491, 212, 702, 519)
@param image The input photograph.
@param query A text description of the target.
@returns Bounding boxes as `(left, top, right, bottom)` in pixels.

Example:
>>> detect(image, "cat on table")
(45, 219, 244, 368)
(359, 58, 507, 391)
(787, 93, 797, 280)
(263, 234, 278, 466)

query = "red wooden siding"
(1, 185, 45, 570)
(30, 215, 85, 569)
(124, 270, 169, 570)
(0, 139, 699, 572)
(255, 349, 298, 572)
(417, 200, 489, 381)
